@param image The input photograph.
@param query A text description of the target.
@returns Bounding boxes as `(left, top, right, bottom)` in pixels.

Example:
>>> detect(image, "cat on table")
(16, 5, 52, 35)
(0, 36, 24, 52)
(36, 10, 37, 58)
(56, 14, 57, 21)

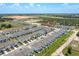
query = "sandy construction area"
(4, 16, 38, 19)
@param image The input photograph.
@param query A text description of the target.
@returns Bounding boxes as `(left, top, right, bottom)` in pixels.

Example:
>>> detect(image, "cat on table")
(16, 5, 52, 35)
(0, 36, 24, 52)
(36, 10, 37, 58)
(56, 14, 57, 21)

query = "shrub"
(76, 32, 79, 37)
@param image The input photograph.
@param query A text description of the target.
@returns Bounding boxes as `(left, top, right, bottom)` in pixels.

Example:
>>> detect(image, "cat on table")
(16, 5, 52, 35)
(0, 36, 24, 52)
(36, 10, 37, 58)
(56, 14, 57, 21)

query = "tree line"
(39, 17, 79, 26)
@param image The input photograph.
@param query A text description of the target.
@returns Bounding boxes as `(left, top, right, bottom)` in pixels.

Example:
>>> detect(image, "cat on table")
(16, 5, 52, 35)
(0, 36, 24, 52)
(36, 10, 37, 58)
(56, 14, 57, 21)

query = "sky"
(0, 3, 79, 14)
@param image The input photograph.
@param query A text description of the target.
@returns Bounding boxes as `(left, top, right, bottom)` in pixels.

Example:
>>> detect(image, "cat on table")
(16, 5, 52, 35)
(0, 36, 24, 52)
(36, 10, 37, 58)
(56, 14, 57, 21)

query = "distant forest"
(38, 16, 79, 26)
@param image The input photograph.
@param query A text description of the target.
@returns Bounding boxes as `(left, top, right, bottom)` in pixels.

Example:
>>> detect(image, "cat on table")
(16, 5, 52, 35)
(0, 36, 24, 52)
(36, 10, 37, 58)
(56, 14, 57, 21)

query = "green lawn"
(34, 31, 73, 56)
(63, 40, 79, 56)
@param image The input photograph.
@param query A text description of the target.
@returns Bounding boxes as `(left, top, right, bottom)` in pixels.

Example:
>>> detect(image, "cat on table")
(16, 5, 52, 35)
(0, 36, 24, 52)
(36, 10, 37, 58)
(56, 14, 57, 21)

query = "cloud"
(62, 3, 69, 6)
(24, 5, 29, 8)
(36, 4, 41, 7)
(0, 3, 6, 8)
(29, 3, 34, 7)
(9, 3, 22, 9)
(0, 3, 79, 13)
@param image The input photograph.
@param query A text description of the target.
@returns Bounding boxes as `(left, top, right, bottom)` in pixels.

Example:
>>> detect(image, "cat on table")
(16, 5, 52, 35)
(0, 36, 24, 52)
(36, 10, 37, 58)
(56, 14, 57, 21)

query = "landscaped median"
(34, 31, 73, 56)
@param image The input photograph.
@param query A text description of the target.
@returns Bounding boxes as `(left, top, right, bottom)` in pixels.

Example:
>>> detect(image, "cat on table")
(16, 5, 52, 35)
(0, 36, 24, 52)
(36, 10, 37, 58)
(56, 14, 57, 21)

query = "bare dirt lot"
(3, 16, 38, 19)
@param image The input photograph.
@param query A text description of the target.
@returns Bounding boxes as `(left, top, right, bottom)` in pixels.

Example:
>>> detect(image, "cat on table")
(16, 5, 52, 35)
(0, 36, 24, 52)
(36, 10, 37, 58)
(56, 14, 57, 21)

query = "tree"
(18, 42, 23, 45)
(0, 23, 12, 29)
(65, 53, 68, 56)
(67, 46, 72, 54)
(1, 24, 6, 28)
(76, 32, 79, 37)
(0, 50, 4, 54)
(11, 46, 14, 50)
(5, 24, 12, 28)
(6, 48, 10, 52)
